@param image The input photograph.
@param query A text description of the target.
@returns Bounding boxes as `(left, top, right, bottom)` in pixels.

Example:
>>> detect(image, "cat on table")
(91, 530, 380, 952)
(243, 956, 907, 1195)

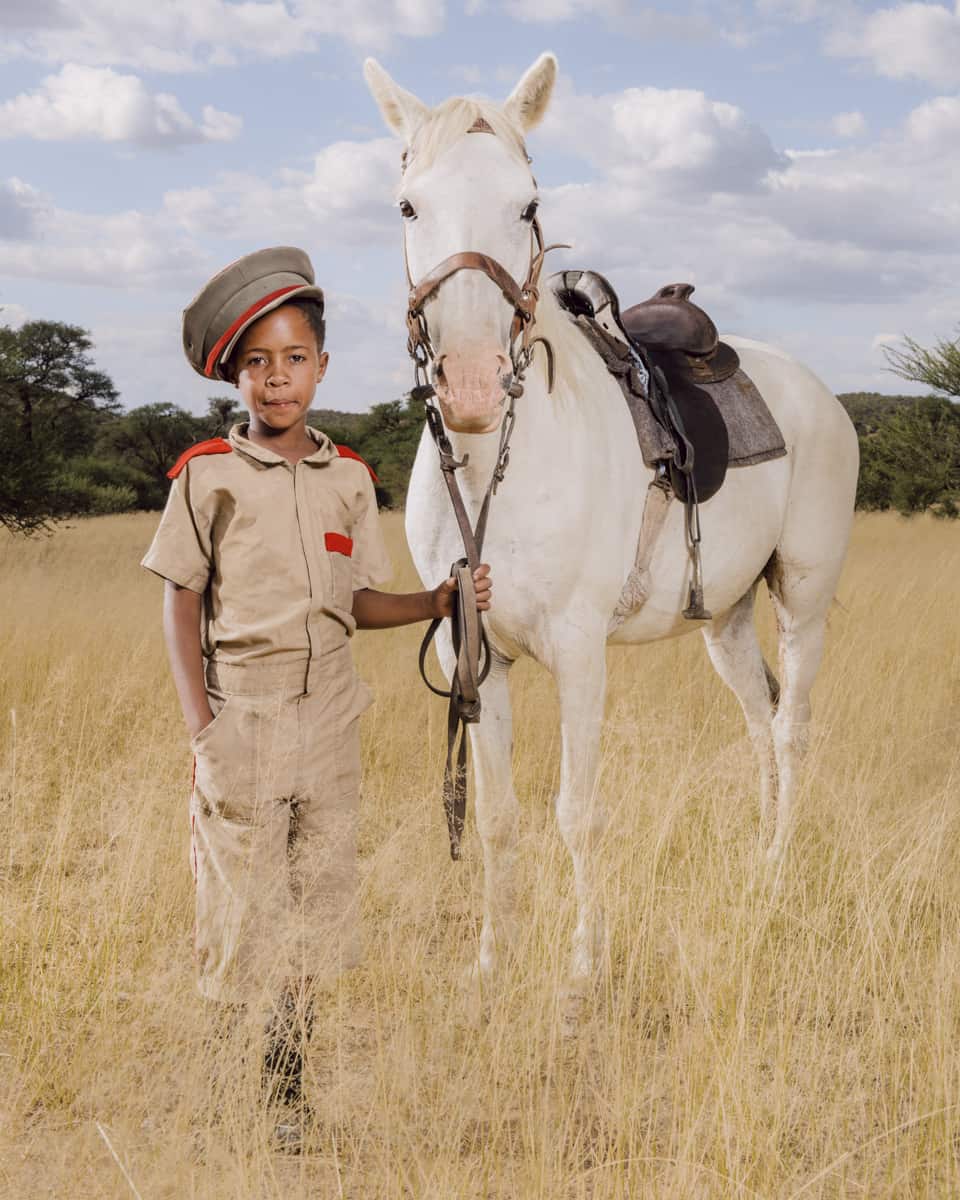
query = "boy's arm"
(162, 581, 214, 738)
(352, 564, 492, 630)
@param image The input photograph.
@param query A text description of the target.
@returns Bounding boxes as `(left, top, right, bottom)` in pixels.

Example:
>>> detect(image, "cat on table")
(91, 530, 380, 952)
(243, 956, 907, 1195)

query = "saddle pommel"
(622, 283, 718, 357)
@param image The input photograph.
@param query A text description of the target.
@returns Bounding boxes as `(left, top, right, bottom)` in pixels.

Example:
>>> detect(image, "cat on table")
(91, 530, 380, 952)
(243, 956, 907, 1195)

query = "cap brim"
(212, 283, 325, 380)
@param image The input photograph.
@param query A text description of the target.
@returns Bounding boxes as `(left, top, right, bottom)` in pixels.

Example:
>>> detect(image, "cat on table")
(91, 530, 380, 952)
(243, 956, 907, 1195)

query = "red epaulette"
(167, 437, 233, 479)
(336, 444, 379, 483)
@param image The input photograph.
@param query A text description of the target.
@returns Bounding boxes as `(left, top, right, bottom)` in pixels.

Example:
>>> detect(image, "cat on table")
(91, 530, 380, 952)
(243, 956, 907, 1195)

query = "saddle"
(549, 269, 740, 620)
(550, 269, 732, 506)
(549, 269, 786, 624)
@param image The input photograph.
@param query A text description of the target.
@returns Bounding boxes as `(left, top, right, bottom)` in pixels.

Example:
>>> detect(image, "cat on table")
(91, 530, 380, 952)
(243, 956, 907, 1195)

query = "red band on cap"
(203, 285, 303, 377)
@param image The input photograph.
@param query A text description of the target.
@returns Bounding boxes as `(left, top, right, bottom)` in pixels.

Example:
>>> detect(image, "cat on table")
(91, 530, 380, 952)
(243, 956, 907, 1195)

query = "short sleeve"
(140, 467, 213, 592)
(350, 471, 393, 591)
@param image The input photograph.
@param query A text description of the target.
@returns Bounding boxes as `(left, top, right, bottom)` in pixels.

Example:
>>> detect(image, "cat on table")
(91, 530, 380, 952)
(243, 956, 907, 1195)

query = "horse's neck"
(446, 318, 624, 498)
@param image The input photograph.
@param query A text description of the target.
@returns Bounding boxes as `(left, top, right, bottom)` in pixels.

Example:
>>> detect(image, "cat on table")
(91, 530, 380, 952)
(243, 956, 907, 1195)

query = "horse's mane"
(402, 98, 529, 184)
(529, 286, 612, 411)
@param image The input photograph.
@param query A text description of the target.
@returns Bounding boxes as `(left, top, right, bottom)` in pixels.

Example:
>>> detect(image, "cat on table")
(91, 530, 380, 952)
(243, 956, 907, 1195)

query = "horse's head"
(365, 54, 557, 434)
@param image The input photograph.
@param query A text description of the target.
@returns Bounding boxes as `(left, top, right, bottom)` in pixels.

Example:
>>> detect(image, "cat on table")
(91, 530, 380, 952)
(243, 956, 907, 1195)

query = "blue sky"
(1, 0, 958, 414)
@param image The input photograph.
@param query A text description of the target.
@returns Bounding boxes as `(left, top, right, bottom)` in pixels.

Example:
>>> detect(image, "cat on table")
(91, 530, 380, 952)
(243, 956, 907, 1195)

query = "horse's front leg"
(550, 623, 609, 995)
(434, 625, 520, 983)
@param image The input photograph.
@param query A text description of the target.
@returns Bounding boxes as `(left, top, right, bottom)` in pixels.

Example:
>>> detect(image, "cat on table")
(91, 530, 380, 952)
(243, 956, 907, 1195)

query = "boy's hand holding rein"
(432, 563, 492, 619)
(351, 563, 492, 630)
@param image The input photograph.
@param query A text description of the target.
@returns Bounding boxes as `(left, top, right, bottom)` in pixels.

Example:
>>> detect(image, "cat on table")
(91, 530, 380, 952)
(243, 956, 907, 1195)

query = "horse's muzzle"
(434, 349, 511, 433)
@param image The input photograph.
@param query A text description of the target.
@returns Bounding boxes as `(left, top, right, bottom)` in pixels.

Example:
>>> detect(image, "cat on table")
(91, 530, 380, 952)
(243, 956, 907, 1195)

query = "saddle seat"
(623, 283, 739, 383)
(550, 271, 738, 384)
(622, 282, 715, 353)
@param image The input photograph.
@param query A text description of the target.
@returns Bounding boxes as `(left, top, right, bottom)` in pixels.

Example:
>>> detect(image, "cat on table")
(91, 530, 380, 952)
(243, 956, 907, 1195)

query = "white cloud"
(831, 109, 866, 137)
(905, 94, 960, 146)
(540, 78, 785, 195)
(0, 302, 30, 329)
(0, 0, 446, 71)
(501, 0, 617, 19)
(0, 181, 208, 289)
(0, 178, 44, 240)
(0, 64, 241, 145)
(163, 138, 400, 245)
(500, 0, 721, 39)
(754, 0, 831, 18)
(828, 2, 960, 88)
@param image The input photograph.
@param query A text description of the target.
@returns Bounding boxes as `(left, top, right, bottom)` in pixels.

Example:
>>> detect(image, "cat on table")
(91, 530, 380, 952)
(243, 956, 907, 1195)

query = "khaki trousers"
(189, 645, 372, 1007)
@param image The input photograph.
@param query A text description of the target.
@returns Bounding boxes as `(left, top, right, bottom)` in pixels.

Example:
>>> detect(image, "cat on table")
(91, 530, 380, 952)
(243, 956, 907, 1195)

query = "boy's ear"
(364, 58, 430, 140)
(317, 350, 329, 381)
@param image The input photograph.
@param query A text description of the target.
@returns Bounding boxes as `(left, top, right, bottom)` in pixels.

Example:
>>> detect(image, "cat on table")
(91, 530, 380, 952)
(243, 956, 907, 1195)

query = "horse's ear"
(503, 52, 557, 132)
(363, 58, 430, 140)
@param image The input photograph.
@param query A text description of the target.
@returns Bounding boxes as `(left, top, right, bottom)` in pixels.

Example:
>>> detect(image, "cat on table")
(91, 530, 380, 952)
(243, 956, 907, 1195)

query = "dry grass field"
(1, 509, 958, 1198)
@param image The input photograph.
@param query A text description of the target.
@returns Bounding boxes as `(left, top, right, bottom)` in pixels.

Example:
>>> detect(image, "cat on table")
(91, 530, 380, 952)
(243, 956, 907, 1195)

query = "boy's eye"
(290, 354, 306, 363)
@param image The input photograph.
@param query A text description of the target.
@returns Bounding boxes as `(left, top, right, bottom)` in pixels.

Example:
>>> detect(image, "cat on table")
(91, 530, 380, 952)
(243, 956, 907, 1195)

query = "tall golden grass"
(1, 510, 958, 1198)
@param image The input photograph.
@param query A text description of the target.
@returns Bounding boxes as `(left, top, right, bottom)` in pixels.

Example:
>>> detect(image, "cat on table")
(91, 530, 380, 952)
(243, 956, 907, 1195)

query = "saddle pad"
(572, 313, 786, 499)
(703, 369, 787, 468)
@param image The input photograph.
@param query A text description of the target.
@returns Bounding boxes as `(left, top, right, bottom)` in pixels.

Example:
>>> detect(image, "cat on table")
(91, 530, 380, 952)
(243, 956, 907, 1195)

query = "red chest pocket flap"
(325, 532, 353, 557)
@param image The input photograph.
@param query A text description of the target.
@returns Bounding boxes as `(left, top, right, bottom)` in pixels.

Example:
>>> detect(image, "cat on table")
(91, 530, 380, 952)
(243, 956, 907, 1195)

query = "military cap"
(182, 246, 325, 380)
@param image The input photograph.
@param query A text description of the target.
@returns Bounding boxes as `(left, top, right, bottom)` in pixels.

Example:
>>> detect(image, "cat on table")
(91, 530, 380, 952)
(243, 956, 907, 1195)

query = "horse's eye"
(521, 199, 539, 223)
(399, 199, 417, 220)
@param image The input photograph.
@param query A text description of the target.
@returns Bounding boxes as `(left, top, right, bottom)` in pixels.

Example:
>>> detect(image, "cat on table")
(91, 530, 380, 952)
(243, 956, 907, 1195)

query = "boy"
(142, 247, 490, 1137)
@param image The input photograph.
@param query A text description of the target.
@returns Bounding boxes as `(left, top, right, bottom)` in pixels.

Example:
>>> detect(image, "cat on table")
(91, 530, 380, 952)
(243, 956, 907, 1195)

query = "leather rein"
(403, 118, 563, 859)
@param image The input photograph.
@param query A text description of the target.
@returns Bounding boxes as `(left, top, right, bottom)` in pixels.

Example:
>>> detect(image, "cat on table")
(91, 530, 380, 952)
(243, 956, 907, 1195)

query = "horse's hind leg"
(763, 550, 840, 866)
(702, 583, 778, 829)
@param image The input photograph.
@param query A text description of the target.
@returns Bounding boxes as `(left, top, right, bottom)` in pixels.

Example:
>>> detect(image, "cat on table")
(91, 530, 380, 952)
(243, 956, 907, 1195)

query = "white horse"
(364, 54, 859, 994)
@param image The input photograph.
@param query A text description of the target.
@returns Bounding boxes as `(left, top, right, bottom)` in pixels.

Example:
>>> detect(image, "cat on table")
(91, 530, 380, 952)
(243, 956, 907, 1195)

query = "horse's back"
(723, 336, 858, 464)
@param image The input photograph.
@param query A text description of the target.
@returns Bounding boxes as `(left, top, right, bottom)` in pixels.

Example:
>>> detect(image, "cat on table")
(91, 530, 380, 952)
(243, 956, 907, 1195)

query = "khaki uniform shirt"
(142, 422, 392, 665)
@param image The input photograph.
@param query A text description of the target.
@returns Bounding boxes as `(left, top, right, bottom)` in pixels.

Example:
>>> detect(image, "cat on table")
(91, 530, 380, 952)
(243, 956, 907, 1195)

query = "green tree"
(857, 396, 960, 517)
(344, 393, 427, 508)
(0, 321, 121, 531)
(97, 402, 205, 509)
(0, 321, 120, 450)
(884, 330, 960, 398)
(205, 395, 243, 436)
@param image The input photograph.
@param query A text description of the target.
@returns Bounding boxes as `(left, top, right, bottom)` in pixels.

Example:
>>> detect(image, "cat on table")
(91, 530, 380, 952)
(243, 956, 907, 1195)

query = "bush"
(55, 469, 138, 515)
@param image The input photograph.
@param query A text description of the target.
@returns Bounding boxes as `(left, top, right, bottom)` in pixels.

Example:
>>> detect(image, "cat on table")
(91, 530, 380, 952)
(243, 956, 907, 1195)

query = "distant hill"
(836, 392, 920, 435)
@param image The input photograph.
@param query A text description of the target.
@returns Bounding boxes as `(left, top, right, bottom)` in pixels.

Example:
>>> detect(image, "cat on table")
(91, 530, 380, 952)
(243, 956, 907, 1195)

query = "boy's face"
(232, 304, 328, 433)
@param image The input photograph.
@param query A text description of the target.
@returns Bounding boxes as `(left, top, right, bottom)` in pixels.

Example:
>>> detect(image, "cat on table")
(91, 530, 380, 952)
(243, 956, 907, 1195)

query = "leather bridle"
(405, 211, 557, 394)
(402, 117, 564, 859)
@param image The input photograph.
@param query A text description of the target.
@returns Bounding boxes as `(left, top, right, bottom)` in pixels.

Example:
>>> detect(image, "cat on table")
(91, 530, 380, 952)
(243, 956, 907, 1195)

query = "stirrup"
(683, 502, 712, 621)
